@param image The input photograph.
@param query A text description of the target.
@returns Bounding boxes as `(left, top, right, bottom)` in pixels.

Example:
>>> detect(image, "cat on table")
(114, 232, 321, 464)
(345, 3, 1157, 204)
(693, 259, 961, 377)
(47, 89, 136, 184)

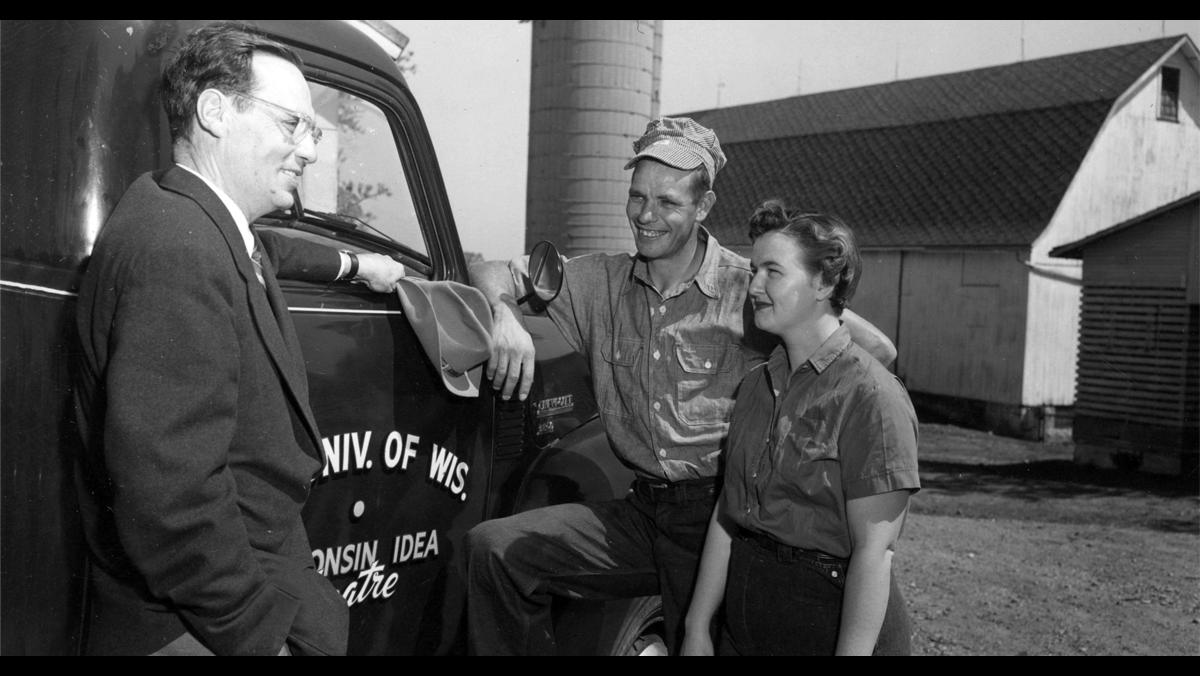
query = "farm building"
(682, 35, 1200, 440)
(1049, 193, 1198, 475)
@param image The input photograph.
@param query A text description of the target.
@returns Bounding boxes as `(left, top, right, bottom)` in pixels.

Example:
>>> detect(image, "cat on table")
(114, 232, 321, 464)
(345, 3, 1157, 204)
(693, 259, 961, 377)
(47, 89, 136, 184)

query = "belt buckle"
(646, 481, 669, 494)
(636, 479, 669, 499)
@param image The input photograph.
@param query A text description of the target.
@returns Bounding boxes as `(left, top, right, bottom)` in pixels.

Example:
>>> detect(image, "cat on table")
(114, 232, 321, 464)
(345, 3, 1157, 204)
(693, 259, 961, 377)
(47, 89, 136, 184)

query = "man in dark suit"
(73, 23, 405, 655)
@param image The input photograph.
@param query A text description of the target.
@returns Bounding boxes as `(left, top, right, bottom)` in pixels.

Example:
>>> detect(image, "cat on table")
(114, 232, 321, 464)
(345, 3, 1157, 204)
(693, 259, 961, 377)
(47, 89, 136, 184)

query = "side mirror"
(516, 240, 563, 307)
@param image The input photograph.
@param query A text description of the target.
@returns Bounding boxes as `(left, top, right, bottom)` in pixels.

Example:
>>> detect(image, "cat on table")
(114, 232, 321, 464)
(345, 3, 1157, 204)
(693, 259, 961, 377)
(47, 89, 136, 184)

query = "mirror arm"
(515, 251, 548, 305)
(517, 240, 564, 308)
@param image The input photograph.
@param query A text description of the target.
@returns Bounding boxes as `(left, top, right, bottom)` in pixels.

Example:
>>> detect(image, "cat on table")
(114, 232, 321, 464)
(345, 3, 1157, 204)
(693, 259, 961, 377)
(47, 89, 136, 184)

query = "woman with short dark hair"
(682, 199, 921, 656)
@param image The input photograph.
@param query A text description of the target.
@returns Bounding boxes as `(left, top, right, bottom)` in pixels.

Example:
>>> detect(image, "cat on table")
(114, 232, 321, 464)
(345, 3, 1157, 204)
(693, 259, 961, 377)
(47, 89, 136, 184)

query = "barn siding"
(1072, 202, 1196, 425)
(895, 250, 1027, 404)
(1075, 286, 1192, 424)
(1082, 201, 1196, 287)
(851, 250, 903, 352)
(1022, 266, 1083, 407)
(1070, 199, 1198, 474)
(1072, 287, 1197, 474)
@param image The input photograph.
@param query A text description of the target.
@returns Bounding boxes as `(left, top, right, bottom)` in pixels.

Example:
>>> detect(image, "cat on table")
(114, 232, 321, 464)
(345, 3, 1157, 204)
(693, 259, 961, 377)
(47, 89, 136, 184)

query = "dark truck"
(0, 19, 664, 655)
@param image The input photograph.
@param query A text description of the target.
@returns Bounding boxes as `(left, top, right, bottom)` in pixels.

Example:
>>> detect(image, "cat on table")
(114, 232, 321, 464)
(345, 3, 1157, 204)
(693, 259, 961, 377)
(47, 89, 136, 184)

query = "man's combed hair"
(161, 22, 303, 144)
(747, 199, 861, 314)
(689, 166, 712, 202)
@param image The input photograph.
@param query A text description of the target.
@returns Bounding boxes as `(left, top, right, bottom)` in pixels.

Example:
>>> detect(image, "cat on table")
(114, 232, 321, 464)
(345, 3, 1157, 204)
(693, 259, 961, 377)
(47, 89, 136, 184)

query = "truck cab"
(1, 19, 660, 655)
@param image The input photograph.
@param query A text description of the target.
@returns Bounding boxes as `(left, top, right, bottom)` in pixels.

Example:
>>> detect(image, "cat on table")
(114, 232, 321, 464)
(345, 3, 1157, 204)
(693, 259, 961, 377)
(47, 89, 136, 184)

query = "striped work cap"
(623, 116, 726, 186)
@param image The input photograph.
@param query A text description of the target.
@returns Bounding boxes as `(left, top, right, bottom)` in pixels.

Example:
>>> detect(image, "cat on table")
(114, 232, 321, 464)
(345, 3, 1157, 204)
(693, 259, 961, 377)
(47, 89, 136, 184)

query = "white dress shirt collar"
(175, 163, 255, 258)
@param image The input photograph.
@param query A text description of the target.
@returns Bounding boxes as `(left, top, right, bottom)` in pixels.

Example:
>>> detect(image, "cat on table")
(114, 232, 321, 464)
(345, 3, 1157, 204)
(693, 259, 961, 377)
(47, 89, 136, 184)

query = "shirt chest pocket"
(781, 416, 839, 467)
(674, 343, 739, 426)
(598, 337, 642, 419)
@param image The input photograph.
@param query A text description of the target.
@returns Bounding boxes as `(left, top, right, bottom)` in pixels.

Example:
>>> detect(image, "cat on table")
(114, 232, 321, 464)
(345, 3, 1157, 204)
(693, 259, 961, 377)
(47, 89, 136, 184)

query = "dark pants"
(719, 530, 912, 656)
(465, 478, 716, 655)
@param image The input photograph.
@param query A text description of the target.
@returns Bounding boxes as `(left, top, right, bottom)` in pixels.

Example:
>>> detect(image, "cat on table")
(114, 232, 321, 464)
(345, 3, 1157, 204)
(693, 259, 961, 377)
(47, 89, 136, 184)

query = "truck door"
(260, 76, 490, 655)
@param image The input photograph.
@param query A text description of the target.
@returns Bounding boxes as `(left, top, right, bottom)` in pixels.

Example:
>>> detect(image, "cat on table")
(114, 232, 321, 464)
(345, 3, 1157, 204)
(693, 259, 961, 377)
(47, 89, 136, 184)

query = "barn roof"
(678, 36, 1188, 249)
(1049, 191, 1199, 258)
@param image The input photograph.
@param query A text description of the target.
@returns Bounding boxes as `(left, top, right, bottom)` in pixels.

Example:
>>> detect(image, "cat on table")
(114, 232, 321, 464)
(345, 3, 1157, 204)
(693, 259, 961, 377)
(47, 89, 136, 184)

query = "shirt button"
(704, 360, 712, 369)
(659, 448, 667, 457)
(658, 305, 666, 315)
(653, 401, 661, 411)
(831, 571, 839, 578)
(615, 350, 621, 359)
(653, 350, 660, 360)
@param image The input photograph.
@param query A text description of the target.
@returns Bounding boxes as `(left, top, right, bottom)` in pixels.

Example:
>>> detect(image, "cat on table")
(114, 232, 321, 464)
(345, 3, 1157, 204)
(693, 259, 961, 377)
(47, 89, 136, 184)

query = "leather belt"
(737, 528, 846, 566)
(631, 476, 717, 504)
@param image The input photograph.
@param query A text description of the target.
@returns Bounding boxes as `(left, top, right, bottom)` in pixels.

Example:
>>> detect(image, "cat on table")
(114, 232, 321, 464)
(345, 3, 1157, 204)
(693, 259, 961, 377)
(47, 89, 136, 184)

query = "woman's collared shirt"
(720, 324, 920, 559)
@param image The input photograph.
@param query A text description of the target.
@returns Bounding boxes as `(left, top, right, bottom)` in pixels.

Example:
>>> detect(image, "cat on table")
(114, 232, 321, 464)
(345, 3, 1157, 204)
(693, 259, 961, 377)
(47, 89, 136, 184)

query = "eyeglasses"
(235, 92, 324, 146)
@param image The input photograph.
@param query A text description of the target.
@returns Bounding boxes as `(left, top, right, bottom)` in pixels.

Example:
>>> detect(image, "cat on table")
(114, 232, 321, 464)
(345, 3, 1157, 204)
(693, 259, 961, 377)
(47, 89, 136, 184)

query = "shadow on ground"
(911, 459, 1199, 534)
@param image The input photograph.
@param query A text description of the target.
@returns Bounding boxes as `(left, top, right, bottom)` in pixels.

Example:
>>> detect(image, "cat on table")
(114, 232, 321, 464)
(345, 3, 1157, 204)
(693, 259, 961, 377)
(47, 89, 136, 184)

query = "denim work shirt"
(543, 231, 772, 482)
(719, 325, 920, 558)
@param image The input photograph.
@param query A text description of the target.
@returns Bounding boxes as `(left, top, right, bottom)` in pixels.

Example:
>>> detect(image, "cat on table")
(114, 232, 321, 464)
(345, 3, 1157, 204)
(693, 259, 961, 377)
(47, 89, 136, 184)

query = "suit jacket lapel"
(157, 167, 323, 455)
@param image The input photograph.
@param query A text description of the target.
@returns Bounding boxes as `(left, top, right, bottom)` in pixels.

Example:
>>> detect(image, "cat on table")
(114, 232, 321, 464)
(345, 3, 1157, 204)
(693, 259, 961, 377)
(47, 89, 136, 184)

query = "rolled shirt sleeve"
(838, 377, 921, 501)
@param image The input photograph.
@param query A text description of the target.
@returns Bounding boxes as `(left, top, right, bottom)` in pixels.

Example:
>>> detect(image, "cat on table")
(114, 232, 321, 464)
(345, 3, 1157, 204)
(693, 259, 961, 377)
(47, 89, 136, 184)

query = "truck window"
(302, 81, 427, 260)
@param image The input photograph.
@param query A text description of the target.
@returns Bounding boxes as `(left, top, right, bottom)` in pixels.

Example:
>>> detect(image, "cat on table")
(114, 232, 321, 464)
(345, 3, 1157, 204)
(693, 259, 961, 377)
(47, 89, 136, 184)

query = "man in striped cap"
(465, 116, 899, 655)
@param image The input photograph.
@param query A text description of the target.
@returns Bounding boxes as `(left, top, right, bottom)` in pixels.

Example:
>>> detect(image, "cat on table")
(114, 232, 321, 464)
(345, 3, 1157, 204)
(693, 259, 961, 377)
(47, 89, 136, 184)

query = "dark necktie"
(250, 234, 295, 353)
(251, 242, 265, 286)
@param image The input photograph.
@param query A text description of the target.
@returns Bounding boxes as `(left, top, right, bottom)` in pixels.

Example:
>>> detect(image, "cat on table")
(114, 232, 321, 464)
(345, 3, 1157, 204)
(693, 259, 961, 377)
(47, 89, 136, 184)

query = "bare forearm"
(682, 508, 732, 655)
(839, 491, 910, 655)
(836, 547, 894, 655)
(468, 259, 536, 401)
(469, 260, 520, 311)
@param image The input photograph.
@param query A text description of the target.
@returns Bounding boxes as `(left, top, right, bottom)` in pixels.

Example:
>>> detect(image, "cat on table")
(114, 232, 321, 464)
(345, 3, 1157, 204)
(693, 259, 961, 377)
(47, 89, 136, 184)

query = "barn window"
(1159, 67, 1180, 122)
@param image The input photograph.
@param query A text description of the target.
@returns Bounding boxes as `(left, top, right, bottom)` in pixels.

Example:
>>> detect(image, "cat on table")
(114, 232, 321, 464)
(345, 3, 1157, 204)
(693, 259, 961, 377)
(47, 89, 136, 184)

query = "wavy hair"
(747, 199, 861, 314)
(161, 22, 303, 144)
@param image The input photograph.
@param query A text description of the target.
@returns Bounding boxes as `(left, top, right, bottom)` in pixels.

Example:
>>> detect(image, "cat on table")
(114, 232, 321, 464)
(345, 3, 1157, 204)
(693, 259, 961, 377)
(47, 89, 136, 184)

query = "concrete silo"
(525, 20, 662, 257)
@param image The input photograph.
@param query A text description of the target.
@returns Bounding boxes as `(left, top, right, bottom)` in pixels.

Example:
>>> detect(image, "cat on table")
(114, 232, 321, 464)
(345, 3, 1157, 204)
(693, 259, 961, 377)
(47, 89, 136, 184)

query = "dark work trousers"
(465, 477, 717, 655)
(718, 530, 913, 656)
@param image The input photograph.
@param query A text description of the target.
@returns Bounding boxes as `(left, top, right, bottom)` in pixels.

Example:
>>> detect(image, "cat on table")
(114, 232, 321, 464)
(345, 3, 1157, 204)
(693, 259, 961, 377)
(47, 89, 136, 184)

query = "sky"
(390, 19, 1200, 261)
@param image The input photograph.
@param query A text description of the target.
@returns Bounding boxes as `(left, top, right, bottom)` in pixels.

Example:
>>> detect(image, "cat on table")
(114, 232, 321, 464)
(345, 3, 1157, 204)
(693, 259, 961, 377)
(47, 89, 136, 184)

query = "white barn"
(684, 36, 1200, 440)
